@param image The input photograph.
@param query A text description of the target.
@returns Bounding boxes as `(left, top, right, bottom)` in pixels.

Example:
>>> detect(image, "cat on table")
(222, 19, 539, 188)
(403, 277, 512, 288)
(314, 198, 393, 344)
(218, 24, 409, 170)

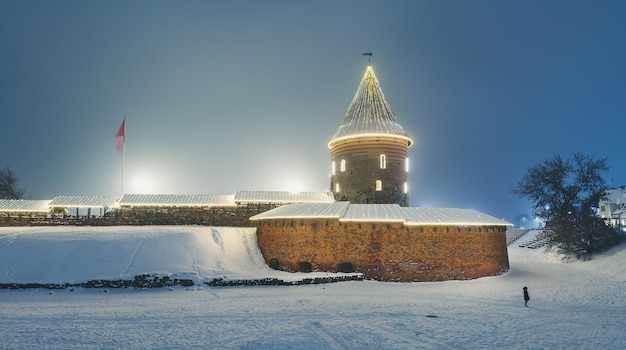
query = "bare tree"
(513, 153, 623, 259)
(0, 166, 25, 199)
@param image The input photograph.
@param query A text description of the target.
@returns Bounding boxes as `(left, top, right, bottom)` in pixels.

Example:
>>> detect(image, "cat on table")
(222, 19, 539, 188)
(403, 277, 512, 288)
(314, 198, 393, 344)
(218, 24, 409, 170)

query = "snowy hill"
(1, 226, 625, 349)
(0, 226, 356, 286)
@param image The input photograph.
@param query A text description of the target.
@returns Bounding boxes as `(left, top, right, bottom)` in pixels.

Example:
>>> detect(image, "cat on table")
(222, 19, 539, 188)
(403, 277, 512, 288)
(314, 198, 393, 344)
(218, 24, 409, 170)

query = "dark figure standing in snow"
(523, 287, 530, 307)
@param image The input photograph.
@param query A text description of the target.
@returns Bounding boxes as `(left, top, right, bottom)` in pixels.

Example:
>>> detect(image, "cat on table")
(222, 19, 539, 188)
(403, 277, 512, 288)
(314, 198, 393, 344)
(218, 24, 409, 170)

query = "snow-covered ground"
(0, 226, 323, 285)
(0, 226, 624, 349)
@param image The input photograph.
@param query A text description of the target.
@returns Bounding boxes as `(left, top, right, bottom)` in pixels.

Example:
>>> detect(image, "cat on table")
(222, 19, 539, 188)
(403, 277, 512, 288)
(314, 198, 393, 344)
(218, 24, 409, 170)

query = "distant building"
(599, 186, 626, 231)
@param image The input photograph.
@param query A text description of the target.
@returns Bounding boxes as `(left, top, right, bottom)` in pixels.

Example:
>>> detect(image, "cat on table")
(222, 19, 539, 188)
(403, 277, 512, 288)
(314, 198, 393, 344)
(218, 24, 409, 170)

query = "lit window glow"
(403, 182, 408, 194)
(376, 180, 382, 191)
(331, 161, 336, 175)
(380, 154, 386, 169)
(335, 183, 340, 193)
(405, 158, 409, 172)
(340, 159, 346, 172)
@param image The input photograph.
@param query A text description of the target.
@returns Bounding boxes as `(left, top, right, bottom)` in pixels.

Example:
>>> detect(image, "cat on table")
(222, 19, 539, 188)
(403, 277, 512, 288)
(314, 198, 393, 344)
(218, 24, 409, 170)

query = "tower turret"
(329, 65, 413, 206)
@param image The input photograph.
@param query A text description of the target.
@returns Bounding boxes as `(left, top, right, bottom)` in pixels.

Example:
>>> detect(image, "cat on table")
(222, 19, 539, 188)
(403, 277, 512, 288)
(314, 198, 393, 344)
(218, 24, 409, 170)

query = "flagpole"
(117, 116, 126, 197)
(122, 135, 125, 196)
(122, 116, 126, 196)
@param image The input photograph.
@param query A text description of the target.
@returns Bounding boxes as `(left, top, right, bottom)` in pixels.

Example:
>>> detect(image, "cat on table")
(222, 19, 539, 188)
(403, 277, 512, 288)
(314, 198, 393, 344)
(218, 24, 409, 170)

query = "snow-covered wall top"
(49, 196, 119, 208)
(118, 194, 236, 207)
(250, 202, 350, 219)
(251, 202, 511, 226)
(234, 190, 335, 203)
(341, 204, 406, 222)
(0, 199, 52, 212)
(1, 191, 337, 212)
(402, 207, 511, 226)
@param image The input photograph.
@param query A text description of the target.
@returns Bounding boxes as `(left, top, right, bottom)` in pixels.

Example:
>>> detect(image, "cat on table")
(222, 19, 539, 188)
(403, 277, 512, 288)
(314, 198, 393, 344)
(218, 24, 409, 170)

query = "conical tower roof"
(329, 65, 413, 148)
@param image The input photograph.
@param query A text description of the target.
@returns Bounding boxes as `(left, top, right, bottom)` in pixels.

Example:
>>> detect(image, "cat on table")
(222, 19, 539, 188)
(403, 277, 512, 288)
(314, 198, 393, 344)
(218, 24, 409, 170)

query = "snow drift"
(0, 226, 351, 286)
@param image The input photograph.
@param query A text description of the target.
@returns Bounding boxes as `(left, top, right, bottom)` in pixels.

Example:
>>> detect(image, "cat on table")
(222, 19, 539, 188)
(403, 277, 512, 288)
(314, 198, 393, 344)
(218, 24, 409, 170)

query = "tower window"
(376, 180, 382, 191)
(335, 183, 340, 193)
(340, 159, 346, 172)
(331, 161, 336, 175)
(380, 154, 386, 169)
(403, 182, 408, 194)
(405, 158, 409, 172)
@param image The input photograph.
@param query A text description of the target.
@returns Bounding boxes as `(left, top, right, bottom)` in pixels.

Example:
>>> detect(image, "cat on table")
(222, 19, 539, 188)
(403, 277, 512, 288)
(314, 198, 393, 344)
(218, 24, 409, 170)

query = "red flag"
(116, 119, 125, 152)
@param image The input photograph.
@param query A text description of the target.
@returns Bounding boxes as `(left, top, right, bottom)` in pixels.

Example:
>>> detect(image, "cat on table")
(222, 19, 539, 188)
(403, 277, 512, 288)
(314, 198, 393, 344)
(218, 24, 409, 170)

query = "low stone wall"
(0, 273, 195, 290)
(113, 204, 277, 227)
(255, 219, 509, 282)
(0, 204, 280, 227)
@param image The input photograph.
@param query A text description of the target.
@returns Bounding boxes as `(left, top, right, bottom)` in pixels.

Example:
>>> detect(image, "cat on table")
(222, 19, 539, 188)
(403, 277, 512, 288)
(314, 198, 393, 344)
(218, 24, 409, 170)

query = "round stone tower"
(329, 65, 413, 206)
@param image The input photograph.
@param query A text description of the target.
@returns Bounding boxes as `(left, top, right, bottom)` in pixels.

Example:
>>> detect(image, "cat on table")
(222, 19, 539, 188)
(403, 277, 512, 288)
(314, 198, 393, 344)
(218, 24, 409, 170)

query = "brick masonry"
(0, 204, 278, 227)
(255, 219, 510, 282)
(331, 154, 408, 206)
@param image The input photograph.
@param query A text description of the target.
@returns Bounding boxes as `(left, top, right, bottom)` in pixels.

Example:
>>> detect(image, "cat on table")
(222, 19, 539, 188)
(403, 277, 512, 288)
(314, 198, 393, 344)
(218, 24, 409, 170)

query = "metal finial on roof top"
(362, 51, 372, 65)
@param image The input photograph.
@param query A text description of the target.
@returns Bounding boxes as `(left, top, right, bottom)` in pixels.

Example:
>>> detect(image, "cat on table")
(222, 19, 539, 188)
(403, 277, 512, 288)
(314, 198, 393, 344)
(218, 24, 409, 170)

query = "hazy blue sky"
(1, 0, 625, 224)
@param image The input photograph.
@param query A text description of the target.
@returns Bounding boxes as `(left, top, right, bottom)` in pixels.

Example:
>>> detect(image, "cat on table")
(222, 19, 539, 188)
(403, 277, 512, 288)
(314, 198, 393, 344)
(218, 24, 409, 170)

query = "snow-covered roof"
(250, 202, 511, 226)
(118, 194, 236, 207)
(611, 208, 625, 216)
(0, 199, 52, 212)
(402, 207, 511, 226)
(604, 187, 626, 204)
(341, 204, 406, 222)
(48, 196, 119, 208)
(329, 65, 413, 148)
(234, 190, 335, 203)
(249, 202, 350, 220)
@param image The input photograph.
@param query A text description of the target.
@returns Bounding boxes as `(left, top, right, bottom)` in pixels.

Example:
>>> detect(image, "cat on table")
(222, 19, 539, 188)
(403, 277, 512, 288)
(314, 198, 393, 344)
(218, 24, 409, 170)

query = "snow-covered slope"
(502, 229, 626, 309)
(1, 226, 624, 295)
(0, 226, 338, 285)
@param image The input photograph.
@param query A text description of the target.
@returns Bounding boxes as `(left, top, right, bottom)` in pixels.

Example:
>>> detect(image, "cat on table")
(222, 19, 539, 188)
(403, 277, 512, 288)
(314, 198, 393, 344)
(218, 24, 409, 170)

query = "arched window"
(340, 159, 346, 172)
(380, 154, 386, 169)
(376, 180, 382, 191)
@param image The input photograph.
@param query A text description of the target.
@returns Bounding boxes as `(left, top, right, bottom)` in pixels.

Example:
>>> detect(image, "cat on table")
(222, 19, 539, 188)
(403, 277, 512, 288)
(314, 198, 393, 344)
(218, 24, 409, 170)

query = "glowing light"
(329, 133, 414, 149)
(129, 175, 158, 194)
(282, 178, 308, 193)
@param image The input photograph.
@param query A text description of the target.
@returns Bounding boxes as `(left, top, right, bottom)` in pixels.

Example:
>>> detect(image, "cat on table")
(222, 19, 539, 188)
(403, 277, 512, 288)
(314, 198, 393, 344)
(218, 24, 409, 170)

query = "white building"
(599, 186, 626, 231)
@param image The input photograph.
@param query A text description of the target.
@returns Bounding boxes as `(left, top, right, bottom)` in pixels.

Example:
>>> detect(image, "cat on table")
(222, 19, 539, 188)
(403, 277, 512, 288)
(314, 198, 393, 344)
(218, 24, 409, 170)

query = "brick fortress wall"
(255, 218, 509, 282)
